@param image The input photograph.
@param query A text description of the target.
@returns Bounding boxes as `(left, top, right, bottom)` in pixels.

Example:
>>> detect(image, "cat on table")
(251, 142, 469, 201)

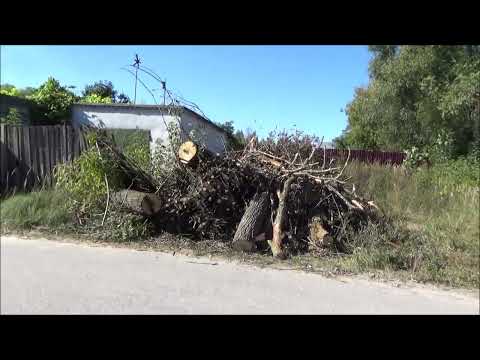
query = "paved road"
(1, 235, 478, 314)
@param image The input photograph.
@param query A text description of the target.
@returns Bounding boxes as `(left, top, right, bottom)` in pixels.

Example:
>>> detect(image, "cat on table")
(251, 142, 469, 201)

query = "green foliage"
(17, 87, 37, 98)
(0, 84, 21, 97)
(0, 189, 152, 242)
(0, 107, 22, 125)
(83, 80, 116, 99)
(215, 120, 247, 150)
(151, 122, 182, 178)
(2, 78, 131, 123)
(1, 84, 37, 98)
(74, 208, 153, 242)
(234, 130, 246, 146)
(28, 77, 78, 124)
(216, 120, 235, 135)
(0, 190, 71, 231)
(414, 157, 479, 196)
(82, 80, 130, 104)
(338, 46, 480, 159)
(80, 93, 112, 104)
(108, 128, 151, 171)
(54, 133, 123, 213)
(116, 93, 131, 104)
(125, 142, 150, 171)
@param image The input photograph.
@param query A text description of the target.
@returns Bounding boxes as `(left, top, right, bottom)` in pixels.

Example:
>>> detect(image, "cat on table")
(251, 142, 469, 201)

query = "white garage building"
(71, 103, 231, 155)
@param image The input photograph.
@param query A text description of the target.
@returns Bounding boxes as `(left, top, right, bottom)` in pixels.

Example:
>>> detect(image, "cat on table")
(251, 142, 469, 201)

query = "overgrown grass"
(0, 190, 152, 242)
(330, 160, 480, 288)
(0, 190, 72, 232)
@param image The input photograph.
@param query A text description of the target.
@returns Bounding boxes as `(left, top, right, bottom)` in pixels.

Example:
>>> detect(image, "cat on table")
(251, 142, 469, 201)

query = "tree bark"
(268, 176, 295, 259)
(232, 192, 270, 252)
(112, 189, 162, 216)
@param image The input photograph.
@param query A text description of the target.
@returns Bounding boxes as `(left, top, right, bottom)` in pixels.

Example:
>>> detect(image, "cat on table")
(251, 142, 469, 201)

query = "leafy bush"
(80, 93, 112, 104)
(0, 85, 21, 97)
(151, 122, 183, 179)
(414, 156, 479, 196)
(0, 107, 22, 125)
(52, 130, 152, 242)
(28, 77, 78, 124)
(107, 129, 151, 171)
(54, 133, 124, 214)
(404, 130, 455, 169)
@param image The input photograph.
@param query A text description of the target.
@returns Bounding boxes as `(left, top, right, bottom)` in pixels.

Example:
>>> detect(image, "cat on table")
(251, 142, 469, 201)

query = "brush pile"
(94, 129, 380, 258)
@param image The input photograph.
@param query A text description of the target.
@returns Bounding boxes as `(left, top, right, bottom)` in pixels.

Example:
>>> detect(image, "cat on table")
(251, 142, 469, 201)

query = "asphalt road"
(1, 235, 478, 314)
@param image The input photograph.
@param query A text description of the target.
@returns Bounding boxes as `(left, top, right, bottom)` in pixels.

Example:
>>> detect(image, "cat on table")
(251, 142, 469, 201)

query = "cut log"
(112, 189, 162, 216)
(308, 216, 330, 250)
(178, 141, 198, 164)
(232, 192, 270, 252)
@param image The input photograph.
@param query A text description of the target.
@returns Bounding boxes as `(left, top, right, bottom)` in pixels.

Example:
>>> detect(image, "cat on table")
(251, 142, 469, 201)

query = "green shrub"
(107, 129, 152, 171)
(414, 157, 479, 196)
(52, 130, 153, 242)
(28, 77, 78, 124)
(54, 133, 124, 214)
(80, 94, 112, 104)
(0, 107, 23, 125)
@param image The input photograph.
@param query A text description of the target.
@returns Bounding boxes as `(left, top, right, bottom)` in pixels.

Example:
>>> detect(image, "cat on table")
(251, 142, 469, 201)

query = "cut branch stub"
(178, 141, 198, 164)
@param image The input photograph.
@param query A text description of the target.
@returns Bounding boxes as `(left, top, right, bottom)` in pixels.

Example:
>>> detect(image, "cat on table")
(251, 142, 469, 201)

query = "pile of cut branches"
(92, 128, 379, 258)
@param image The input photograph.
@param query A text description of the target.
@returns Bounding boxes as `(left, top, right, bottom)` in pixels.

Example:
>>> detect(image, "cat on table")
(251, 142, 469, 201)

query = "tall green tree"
(82, 80, 130, 103)
(335, 45, 480, 157)
(215, 120, 247, 150)
(29, 77, 78, 124)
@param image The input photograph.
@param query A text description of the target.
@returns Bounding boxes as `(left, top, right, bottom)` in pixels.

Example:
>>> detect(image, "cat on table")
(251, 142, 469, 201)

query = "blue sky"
(0, 45, 371, 141)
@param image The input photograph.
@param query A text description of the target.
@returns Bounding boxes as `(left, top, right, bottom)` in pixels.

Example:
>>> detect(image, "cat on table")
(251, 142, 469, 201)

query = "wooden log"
(178, 141, 198, 164)
(112, 189, 162, 216)
(308, 216, 330, 250)
(232, 192, 270, 252)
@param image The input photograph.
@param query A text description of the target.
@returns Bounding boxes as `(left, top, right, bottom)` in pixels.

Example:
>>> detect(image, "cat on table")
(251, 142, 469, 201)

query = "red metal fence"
(323, 149, 406, 165)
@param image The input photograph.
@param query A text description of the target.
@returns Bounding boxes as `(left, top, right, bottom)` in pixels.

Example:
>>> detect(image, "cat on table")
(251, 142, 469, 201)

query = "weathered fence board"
(0, 125, 87, 194)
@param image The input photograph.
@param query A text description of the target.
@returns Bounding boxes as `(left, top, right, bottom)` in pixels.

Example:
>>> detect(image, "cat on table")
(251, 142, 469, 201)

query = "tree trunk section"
(112, 189, 162, 216)
(232, 192, 270, 252)
(268, 176, 295, 259)
(178, 141, 198, 164)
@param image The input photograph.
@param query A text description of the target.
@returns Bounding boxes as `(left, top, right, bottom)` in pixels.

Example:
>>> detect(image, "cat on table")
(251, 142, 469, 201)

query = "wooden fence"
(0, 125, 87, 194)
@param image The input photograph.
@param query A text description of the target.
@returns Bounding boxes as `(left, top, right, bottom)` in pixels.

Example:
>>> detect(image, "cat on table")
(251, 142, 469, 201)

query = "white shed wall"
(180, 111, 228, 154)
(71, 105, 228, 155)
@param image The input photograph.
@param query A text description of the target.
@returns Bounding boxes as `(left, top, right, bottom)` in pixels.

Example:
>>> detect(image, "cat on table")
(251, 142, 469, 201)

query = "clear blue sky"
(0, 45, 371, 141)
